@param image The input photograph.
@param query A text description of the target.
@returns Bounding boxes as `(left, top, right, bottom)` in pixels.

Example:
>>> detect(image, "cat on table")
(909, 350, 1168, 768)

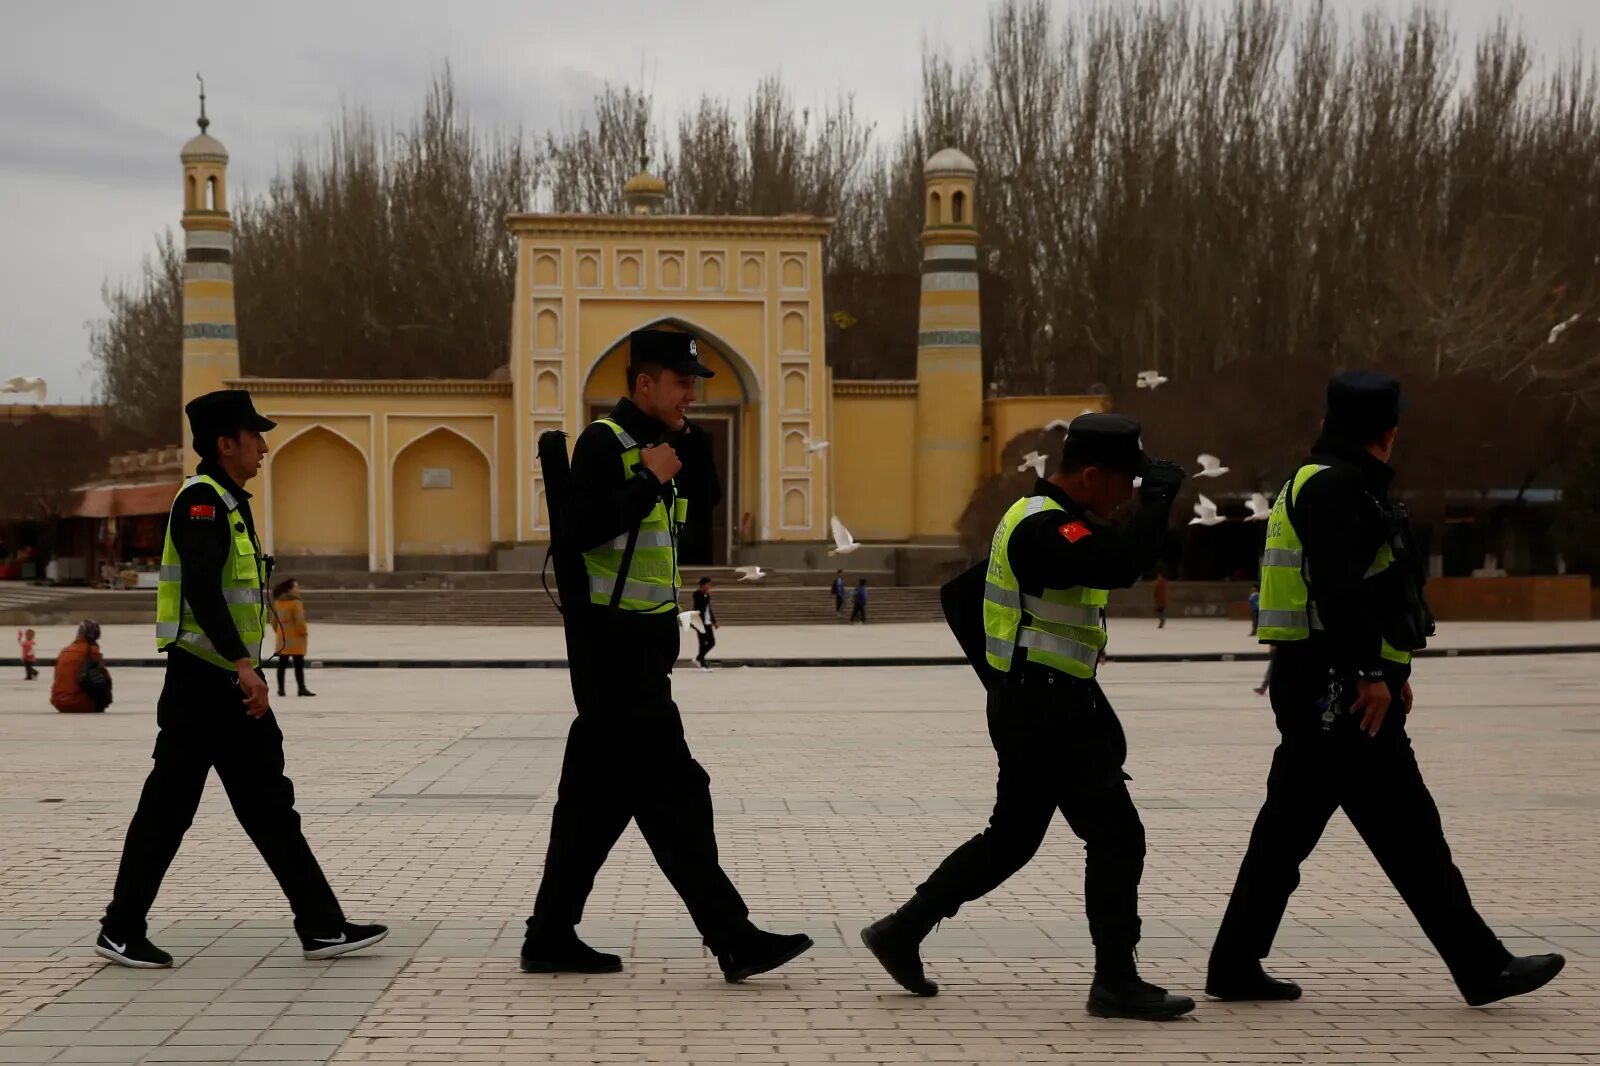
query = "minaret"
(178, 77, 240, 445)
(913, 147, 983, 539)
(621, 147, 667, 215)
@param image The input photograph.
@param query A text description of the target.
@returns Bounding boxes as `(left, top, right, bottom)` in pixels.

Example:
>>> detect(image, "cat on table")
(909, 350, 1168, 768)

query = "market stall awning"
(72, 480, 180, 518)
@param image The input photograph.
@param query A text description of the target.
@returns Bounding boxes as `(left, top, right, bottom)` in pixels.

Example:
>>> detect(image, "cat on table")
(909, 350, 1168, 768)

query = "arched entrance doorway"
(582, 322, 757, 565)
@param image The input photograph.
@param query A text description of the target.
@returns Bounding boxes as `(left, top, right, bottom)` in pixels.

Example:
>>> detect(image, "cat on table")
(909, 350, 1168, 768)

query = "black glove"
(1139, 458, 1187, 501)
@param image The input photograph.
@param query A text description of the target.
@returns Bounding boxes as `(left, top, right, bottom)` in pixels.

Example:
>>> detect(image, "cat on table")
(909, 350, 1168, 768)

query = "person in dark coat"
(521, 329, 812, 983)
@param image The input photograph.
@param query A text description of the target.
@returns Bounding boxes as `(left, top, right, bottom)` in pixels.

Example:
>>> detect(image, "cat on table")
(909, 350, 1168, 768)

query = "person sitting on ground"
(52, 620, 112, 713)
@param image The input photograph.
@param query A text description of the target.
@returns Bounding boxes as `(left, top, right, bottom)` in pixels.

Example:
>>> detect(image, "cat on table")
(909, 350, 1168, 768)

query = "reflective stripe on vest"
(154, 474, 266, 668)
(582, 418, 685, 614)
(1256, 463, 1411, 665)
(982, 494, 1109, 680)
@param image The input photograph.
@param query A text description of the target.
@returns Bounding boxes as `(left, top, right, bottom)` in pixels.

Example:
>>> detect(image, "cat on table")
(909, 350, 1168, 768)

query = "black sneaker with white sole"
(94, 932, 173, 969)
(298, 922, 389, 960)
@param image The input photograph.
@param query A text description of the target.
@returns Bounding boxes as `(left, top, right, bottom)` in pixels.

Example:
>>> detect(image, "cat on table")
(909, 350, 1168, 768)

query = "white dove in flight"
(733, 565, 767, 582)
(1195, 453, 1230, 478)
(1, 376, 47, 402)
(1245, 492, 1272, 521)
(677, 610, 707, 634)
(803, 434, 831, 453)
(1189, 493, 1226, 526)
(1017, 451, 1048, 477)
(1135, 370, 1169, 389)
(1548, 313, 1580, 345)
(829, 516, 861, 555)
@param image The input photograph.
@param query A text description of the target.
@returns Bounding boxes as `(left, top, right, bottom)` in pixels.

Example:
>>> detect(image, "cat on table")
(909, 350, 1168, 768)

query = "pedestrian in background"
(692, 576, 718, 672)
(1153, 569, 1169, 628)
(1248, 584, 1261, 636)
(832, 569, 846, 615)
(271, 578, 315, 698)
(51, 620, 111, 714)
(17, 628, 38, 680)
(850, 578, 868, 624)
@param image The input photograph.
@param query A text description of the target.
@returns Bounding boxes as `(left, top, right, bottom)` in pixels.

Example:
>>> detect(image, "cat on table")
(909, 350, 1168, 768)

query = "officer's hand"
(1402, 680, 1414, 713)
(641, 443, 682, 482)
(1352, 678, 1391, 737)
(236, 662, 270, 718)
(1138, 458, 1187, 501)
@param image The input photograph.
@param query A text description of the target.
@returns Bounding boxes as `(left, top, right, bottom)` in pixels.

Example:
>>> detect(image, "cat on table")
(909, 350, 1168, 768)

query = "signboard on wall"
(420, 467, 453, 489)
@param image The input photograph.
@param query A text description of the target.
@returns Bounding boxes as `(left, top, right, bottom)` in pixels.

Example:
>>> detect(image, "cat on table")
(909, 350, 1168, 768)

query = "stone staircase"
(0, 585, 944, 627)
(0, 583, 96, 624)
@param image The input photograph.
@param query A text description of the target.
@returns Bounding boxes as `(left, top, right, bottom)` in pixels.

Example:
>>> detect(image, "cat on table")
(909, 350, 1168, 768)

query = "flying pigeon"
(803, 435, 831, 454)
(1017, 451, 1048, 477)
(829, 516, 860, 555)
(1245, 492, 1272, 521)
(1548, 313, 1580, 345)
(1195, 454, 1230, 478)
(733, 565, 767, 582)
(1189, 493, 1226, 527)
(1135, 370, 1169, 389)
(1, 376, 46, 402)
(677, 610, 707, 634)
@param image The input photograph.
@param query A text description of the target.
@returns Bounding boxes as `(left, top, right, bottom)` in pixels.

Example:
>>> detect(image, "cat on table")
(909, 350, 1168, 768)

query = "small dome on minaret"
(923, 147, 977, 177)
(622, 147, 667, 215)
(180, 79, 228, 163)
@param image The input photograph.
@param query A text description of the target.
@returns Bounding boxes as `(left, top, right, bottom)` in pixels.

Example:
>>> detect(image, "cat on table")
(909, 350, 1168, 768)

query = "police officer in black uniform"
(95, 390, 386, 968)
(861, 414, 1196, 1019)
(521, 330, 813, 982)
(1207, 371, 1565, 1006)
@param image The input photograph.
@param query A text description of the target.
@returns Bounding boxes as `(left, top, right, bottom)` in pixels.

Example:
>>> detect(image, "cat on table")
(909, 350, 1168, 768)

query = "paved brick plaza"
(2, 623, 1597, 1064)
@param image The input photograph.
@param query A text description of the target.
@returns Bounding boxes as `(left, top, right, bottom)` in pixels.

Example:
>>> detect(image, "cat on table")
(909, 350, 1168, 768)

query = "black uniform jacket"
(1007, 478, 1172, 594)
(1291, 433, 1400, 679)
(166, 461, 262, 670)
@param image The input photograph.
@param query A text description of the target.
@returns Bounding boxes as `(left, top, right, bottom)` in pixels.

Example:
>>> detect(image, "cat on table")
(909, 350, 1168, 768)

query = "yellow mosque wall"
(240, 381, 514, 570)
(984, 395, 1111, 476)
(831, 383, 918, 541)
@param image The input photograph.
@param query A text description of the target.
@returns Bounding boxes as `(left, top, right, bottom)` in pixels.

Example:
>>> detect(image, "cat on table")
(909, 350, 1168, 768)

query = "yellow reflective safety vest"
(154, 474, 268, 668)
(982, 495, 1109, 679)
(582, 418, 688, 614)
(1257, 463, 1411, 665)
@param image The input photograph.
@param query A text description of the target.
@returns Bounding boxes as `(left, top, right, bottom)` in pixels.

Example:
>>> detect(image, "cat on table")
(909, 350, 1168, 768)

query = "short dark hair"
(271, 578, 296, 599)
(858, 578, 867, 584)
(194, 427, 244, 463)
(626, 361, 666, 396)
(698, 577, 711, 587)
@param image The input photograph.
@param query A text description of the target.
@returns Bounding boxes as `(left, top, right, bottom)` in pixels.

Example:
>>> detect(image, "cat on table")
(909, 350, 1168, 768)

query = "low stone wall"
(1428, 576, 1591, 621)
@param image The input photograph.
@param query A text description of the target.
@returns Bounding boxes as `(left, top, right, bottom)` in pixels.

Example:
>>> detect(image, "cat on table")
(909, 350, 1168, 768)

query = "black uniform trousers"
(102, 652, 344, 938)
(1211, 641, 1510, 991)
(916, 669, 1145, 958)
(529, 615, 750, 949)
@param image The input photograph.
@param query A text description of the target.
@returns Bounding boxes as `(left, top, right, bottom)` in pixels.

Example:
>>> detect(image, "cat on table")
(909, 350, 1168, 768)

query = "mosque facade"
(176, 116, 1101, 572)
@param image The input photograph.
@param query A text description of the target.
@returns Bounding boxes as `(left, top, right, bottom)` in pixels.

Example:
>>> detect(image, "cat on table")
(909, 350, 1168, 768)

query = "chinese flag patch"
(1058, 521, 1092, 543)
(189, 504, 216, 520)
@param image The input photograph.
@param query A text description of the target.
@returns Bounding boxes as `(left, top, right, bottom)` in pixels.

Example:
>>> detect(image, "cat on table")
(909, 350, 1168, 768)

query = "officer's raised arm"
(1015, 456, 1184, 591)
(566, 421, 677, 554)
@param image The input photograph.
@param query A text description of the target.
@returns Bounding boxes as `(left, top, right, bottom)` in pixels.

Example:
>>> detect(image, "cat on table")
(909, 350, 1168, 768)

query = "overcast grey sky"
(1, 0, 1595, 403)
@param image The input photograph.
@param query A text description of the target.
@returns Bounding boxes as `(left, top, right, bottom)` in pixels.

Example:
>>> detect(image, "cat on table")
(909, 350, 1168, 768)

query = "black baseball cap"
(185, 389, 276, 451)
(1060, 412, 1149, 477)
(1325, 370, 1403, 439)
(629, 328, 715, 378)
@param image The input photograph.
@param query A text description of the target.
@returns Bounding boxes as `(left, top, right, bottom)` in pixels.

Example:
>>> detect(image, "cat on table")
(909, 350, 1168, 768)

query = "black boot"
(520, 926, 623, 974)
(860, 895, 942, 996)
(716, 926, 813, 983)
(1088, 952, 1195, 1020)
(1462, 953, 1565, 1007)
(297, 688, 317, 697)
(1205, 959, 1302, 1001)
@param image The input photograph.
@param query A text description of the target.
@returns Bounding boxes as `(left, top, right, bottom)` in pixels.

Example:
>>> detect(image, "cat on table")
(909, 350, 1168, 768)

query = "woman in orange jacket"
(271, 579, 315, 698)
(52, 620, 111, 713)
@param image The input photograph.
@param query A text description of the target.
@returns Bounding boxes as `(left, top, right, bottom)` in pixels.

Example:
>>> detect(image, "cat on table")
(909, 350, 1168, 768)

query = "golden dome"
(623, 170, 667, 196)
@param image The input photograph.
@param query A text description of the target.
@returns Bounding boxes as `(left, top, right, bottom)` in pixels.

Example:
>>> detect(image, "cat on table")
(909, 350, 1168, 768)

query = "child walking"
(17, 628, 38, 680)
